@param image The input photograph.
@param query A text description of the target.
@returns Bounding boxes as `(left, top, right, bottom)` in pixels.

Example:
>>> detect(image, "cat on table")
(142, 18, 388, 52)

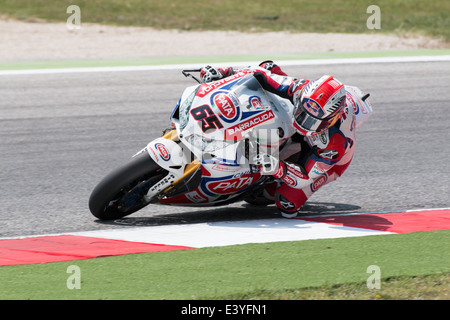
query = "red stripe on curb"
(0, 235, 194, 266)
(300, 209, 450, 233)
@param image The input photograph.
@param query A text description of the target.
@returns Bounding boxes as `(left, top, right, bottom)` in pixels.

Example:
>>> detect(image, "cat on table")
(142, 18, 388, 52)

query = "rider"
(200, 61, 357, 218)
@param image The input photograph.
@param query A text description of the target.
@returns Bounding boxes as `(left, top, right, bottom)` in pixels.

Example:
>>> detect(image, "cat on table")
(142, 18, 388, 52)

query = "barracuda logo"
(225, 110, 275, 139)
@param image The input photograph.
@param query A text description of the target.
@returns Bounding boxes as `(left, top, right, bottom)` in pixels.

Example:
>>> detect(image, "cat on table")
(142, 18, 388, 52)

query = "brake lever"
(182, 69, 202, 84)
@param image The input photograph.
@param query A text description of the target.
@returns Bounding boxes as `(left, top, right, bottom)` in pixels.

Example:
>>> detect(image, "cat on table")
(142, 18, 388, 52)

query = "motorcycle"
(89, 69, 372, 220)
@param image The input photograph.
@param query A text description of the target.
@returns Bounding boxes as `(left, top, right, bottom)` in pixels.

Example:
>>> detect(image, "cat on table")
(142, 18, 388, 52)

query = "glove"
(253, 153, 309, 189)
(259, 60, 288, 76)
(200, 65, 224, 83)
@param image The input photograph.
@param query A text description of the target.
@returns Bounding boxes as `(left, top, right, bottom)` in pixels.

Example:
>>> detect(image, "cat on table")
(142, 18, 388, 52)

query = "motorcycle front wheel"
(88, 151, 165, 220)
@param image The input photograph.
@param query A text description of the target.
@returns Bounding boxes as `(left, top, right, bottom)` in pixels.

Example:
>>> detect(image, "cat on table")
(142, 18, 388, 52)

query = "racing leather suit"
(202, 61, 356, 217)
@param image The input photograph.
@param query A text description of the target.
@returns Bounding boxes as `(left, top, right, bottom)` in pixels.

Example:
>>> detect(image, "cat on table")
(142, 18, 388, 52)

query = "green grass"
(1, 230, 449, 300)
(1, 0, 449, 41)
(222, 274, 450, 300)
(1, 1, 448, 71)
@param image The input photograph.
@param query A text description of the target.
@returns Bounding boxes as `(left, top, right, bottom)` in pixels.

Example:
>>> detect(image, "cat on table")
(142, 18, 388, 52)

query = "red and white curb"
(1, 208, 449, 266)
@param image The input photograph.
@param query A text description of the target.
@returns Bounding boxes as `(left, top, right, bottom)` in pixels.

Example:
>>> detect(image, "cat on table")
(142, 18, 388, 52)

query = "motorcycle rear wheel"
(88, 152, 164, 220)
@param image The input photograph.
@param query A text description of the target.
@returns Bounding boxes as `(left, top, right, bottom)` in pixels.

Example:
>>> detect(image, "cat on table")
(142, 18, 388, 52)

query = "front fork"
(144, 129, 200, 202)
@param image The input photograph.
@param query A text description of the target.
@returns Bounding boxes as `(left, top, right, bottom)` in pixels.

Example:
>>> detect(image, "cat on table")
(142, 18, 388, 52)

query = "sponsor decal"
(287, 165, 308, 180)
(273, 162, 285, 179)
(249, 96, 264, 110)
(147, 146, 159, 162)
(282, 174, 297, 188)
(190, 104, 223, 133)
(196, 72, 246, 98)
(202, 172, 261, 196)
(311, 174, 328, 192)
(184, 190, 208, 203)
(346, 88, 370, 115)
(149, 173, 176, 194)
(346, 92, 359, 114)
(279, 198, 295, 210)
(307, 132, 328, 147)
(288, 79, 308, 97)
(319, 132, 328, 145)
(341, 107, 348, 121)
(155, 143, 170, 161)
(280, 165, 308, 188)
(211, 91, 240, 122)
(225, 110, 275, 140)
(359, 100, 369, 114)
(302, 98, 323, 117)
(211, 164, 241, 173)
(318, 149, 340, 160)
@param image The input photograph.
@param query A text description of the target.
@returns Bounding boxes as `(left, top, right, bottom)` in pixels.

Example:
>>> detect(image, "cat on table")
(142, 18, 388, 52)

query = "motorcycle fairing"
(157, 73, 296, 206)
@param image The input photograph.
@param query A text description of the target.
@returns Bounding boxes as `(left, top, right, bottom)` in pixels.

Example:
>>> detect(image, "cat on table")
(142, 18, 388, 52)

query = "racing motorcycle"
(89, 69, 372, 220)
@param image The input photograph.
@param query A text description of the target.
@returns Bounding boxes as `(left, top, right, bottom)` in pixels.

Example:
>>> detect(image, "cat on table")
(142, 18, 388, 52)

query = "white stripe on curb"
(70, 218, 393, 248)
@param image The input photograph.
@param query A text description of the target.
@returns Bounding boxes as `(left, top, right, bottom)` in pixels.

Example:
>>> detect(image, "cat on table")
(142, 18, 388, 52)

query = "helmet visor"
(295, 108, 340, 134)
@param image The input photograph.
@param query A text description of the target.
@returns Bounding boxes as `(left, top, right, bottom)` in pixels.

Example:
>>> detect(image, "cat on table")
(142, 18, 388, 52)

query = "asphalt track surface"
(1, 61, 449, 238)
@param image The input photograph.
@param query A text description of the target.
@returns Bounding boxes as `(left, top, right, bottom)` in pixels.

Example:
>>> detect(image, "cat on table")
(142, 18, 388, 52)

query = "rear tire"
(88, 152, 164, 220)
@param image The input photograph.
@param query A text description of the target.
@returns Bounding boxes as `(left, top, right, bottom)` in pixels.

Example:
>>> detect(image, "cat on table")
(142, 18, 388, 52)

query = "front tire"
(88, 152, 164, 220)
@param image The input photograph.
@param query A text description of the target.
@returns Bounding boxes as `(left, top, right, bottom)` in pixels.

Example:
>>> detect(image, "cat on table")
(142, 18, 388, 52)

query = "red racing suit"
(203, 61, 356, 217)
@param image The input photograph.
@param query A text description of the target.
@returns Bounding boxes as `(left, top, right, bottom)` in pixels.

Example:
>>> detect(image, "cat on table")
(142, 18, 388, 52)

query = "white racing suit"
(202, 61, 357, 218)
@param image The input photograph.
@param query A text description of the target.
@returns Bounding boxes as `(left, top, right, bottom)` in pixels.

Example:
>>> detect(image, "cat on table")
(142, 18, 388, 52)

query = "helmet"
(293, 75, 346, 136)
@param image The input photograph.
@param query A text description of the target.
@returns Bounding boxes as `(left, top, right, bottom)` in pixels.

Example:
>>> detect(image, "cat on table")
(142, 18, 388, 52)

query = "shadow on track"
(94, 201, 362, 227)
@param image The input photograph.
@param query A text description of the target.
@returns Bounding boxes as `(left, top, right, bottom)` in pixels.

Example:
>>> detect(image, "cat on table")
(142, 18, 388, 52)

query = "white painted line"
(1, 55, 450, 76)
(279, 55, 450, 67)
(71, 218, 393, 248)
(0, 64, 190, 76)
